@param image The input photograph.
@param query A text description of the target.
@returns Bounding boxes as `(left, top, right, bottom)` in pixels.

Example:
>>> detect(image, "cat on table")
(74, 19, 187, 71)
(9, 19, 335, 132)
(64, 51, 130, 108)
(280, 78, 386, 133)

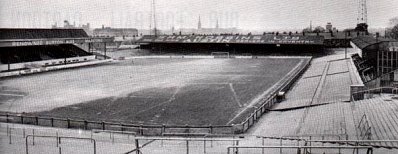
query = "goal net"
(211, 52, 230, 58)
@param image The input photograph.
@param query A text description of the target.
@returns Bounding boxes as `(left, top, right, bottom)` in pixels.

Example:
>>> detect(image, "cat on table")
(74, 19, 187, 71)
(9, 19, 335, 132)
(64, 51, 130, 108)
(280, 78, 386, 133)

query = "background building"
(52, 20, 92, 35)
(93, 26, 138, 37)
(351, 36, 398, 87)
(326, 22, 333, 32)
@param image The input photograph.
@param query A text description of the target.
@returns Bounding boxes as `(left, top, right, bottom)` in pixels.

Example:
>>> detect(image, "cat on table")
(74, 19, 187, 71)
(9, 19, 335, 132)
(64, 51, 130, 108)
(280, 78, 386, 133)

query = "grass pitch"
(0, 57, 309, 126)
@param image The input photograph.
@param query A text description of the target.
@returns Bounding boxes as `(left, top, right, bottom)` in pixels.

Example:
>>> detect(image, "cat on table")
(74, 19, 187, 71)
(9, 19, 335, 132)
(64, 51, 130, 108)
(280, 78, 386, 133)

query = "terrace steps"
(255, 56, 355, 138)
(274, 57, 352, 110)
(352, 95, 398, 148)
(298, 103, 354, 138)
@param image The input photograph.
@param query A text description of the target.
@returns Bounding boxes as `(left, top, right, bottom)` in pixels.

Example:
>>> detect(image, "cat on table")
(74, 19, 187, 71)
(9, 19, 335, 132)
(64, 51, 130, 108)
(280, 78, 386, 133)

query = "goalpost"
(211, 52, 230, 58)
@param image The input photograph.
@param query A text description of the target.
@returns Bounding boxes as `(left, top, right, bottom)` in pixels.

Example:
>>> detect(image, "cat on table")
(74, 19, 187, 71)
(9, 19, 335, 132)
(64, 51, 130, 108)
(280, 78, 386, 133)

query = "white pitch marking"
(187, 82, 247, 85)
(226, 59, 305, 125)
(133, 87, 181, 115)
(229, 83, 242, 107)
(1, 89, 20, 92)
(0, 93, 24, 97)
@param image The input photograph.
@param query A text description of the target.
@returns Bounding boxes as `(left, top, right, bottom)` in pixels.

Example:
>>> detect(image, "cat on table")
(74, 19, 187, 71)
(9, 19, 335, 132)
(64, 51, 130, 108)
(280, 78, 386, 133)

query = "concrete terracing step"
(352, 96, 398, 148)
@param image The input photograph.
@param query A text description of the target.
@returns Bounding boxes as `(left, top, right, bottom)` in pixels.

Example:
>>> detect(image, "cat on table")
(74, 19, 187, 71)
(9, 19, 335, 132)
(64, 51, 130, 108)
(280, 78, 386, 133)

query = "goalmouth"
(211, 52, 230, 58)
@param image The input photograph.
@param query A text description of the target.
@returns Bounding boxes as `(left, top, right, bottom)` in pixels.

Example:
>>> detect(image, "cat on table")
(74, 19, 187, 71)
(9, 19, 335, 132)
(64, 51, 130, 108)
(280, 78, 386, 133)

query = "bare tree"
(392, 24, 398, 39)
(389, 17, 398, 27)
(302, 27, 312, 33)
(387, 17, 398, 39)
(313, 26, 326, 33)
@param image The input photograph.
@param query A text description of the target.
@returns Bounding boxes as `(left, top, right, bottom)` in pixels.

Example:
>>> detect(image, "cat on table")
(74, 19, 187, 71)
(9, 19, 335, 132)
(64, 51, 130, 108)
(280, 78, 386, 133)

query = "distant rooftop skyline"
(0, 0, 397, 30)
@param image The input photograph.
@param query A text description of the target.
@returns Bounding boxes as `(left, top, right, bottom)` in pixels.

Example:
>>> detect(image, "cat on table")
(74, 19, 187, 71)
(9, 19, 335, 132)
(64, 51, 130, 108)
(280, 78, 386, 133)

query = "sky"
(0, 0, 397, 31)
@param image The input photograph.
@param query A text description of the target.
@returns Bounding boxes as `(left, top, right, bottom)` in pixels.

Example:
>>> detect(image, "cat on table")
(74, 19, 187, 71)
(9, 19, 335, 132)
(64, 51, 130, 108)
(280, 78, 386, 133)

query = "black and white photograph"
(1, 0, 398, 153)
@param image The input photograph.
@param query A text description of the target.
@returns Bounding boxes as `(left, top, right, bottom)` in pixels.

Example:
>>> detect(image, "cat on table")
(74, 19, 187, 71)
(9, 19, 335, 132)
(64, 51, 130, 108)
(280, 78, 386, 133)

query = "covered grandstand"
(137, 34, 325, 55)
(1, 44, 92, 64)
(0, 28, 113, 73)
(0, 28, 88, 40)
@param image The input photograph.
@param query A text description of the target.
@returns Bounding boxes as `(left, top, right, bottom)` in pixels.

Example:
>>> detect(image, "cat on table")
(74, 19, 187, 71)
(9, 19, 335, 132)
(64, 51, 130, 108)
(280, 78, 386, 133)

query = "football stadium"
(2, 1, 398, 154)
(1, 27, 398, 154)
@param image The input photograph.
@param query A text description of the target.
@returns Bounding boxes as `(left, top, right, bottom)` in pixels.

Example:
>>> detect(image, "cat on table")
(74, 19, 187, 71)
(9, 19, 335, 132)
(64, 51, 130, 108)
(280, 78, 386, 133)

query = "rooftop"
(137, 34, 324, 45)
(351, 36, 395, 50)
(0, 28, 88, 40)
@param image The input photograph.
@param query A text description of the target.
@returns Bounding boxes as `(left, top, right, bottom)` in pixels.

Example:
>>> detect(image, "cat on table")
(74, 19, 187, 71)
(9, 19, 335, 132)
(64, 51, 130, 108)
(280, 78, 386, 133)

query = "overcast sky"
(0, 0, 397, 30)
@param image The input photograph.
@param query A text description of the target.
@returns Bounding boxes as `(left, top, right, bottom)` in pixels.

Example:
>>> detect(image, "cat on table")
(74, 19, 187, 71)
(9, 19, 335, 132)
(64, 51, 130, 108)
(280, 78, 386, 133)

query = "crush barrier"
(238, 57, 312, 132)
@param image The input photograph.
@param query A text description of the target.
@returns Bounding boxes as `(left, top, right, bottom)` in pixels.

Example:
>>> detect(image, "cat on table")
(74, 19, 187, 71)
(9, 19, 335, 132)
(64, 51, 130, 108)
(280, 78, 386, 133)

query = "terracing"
(249, 53, 358, 138)
(247, 51, 398, 152)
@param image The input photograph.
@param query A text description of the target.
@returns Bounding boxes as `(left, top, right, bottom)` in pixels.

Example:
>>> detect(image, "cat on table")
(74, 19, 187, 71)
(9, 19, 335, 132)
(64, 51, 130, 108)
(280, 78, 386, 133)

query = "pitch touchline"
(226, 59, 305, 125)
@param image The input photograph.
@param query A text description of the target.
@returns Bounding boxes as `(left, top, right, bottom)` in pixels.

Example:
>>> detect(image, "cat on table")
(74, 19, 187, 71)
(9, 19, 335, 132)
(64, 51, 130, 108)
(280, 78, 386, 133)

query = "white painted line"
(187, 82, 247, 85)
(133, 87, 181, 115)
(1, 89, 20, 92)
(229, 83, 242, 107)
(0, 93, 24, 97)
(129, 95, 156, 98)
(226, 59, 305, 125)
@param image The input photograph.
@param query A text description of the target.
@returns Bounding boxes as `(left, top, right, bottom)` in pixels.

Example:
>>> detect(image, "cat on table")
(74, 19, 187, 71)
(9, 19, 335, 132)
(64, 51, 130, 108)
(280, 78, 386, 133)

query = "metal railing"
(240, 93, 278, 132)
(280, 134, 348, 144)
(3, 124, 140, 146)
(351, 87, 398, 101)
(127, 137, 240, 154)
(25, 135, 96, 154)
(227, 145, 373, 154)
(279, 134, 348, 154)
(357, 114, 372, 140)
(4, 125, 61, 145)
(90, 129, 136, 144)
(239, 58, 311, 132)
(303, 140, 398, 150)
(0, 113, 234, 135)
